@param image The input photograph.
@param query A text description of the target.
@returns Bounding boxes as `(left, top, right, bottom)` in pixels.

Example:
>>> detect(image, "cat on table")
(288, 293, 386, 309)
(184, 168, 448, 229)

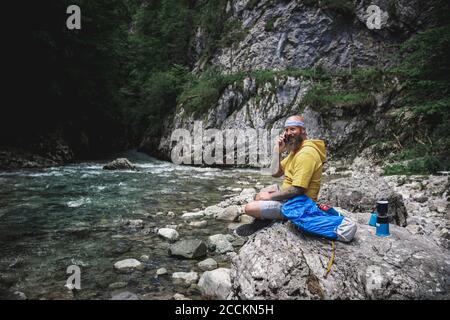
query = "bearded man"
(235, 115, 326, 236)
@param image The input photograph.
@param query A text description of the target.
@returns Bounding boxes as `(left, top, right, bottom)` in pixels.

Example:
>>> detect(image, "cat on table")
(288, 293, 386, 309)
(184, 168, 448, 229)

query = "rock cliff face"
(145, 0, 440, 165)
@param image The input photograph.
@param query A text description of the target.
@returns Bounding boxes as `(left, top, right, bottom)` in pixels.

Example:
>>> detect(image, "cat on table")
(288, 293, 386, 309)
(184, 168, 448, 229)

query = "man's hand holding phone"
(275, 132, 287, 154)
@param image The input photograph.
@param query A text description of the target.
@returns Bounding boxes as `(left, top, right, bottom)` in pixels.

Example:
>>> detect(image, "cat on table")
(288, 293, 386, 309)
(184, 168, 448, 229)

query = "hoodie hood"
(301, 140, 327, 163)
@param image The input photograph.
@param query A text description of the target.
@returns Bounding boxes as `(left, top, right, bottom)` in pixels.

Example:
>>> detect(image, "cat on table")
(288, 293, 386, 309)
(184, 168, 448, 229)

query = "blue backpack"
(281, 195, 357, 242)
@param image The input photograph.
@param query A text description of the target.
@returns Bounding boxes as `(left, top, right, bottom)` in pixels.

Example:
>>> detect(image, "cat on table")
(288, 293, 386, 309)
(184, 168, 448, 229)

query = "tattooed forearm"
(269, 186, 304, 201)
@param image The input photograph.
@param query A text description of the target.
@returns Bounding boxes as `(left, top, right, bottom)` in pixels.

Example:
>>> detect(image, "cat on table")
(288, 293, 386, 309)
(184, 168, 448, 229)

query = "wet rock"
(215, 205, 241, 222)
(204, 205, 224, 217)
(157, 228, 179, 242)
(113, 259, 144, 273)
(169, 240, 207, 259)
(198, 258, 218, 271)
(181, 212, 205, 221)
(156, 268, 168, 276)
(208, 234, 234, 254)
(198, 268, 231, 300)
(189, 220, 208, 228)
(108, 282, 128, 290)
(173, 293, 191, 300)
(110, 291, 140, 300)
(172, 272, 199, 286)
(230, 222, 450, 299)
(127, 219, 144, 229)
(103, 158, 137, 171)
(13, 291, 27, 300)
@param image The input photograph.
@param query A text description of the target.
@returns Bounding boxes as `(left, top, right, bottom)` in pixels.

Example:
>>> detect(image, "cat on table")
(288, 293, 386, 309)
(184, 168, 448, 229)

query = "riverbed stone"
(127, 219, 144, 229)
(198, 258, 218, 271)
(189, 220, 208, 228)
(113, 259, 144, 273)
(169, 240, 207, 259)
(172, 272, 199, 286)
(173, 293, 191, 300)
(198, 268, 231, 300)
(215, 205, 241, 221)
(181, 212, 205, 221)
(157, 228, 179, 241)
(156, 268, 168, 276)
(110, 291, 140, 300)
(108, 282, 128, 290)
(204, 205, 224, 217)
(103, 158, 137, 171)
(207, 234, 234, 254)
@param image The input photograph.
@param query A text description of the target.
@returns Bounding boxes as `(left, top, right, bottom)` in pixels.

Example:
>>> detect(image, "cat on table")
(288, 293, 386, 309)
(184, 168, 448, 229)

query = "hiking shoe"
(234, 219, 273, 237)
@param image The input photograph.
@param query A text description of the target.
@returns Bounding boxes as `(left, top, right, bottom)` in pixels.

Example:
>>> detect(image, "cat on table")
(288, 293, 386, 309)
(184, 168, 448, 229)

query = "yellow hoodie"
(280, 140, 327, 202)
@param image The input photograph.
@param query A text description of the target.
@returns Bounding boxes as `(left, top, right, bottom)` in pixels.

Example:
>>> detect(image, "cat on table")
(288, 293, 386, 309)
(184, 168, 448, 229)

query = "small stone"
(216, 205, 241, 222)
(127, 219, 144, 229)
(189, 220, 208, 228)
(114, 259, 143, 273)
(207, 234, 234, 254)
(166, 224, 178, 230)
(157, 228, 179, 241)
(110, 291, 140, 300)
(108, 282, 128, 290)
(169, 240, 207, 259)
(198, 258, 218, 271)
(173, 293, 191, 300)
(181, 212, 205, 221)
(156, 268, 168, 276)
(13, 291, 27, 300)
(204, 205, 224, 217)
(172, 272, 199, 286)
(139, 255, 149, 261)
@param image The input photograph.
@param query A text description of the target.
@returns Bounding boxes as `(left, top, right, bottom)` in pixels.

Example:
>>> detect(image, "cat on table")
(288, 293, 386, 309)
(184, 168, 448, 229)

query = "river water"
(0, 150, 278, 299)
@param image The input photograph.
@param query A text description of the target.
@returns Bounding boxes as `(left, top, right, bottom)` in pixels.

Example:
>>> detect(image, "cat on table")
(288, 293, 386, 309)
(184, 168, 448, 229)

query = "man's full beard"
(286, 135, 303, 152)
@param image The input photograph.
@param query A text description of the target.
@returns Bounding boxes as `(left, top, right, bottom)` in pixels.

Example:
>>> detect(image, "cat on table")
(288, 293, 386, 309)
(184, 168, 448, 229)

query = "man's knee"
(244, 202, 261, 218)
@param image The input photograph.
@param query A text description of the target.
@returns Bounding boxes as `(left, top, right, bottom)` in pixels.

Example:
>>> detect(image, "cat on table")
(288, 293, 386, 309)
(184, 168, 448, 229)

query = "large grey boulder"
(229, 222, 450, 300)
(319, 176, 408, 226)
(198, 268, 232, 300)
(169, 240, 207, 259)
(103, 158, 137, 171)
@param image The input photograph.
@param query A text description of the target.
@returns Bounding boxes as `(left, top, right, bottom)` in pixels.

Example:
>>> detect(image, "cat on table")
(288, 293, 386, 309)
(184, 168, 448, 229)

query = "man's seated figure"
(235, 115, 326, 236)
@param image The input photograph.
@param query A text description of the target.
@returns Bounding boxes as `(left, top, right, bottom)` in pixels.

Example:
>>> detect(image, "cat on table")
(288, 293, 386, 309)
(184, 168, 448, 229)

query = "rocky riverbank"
(103, 161, 449, 300)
